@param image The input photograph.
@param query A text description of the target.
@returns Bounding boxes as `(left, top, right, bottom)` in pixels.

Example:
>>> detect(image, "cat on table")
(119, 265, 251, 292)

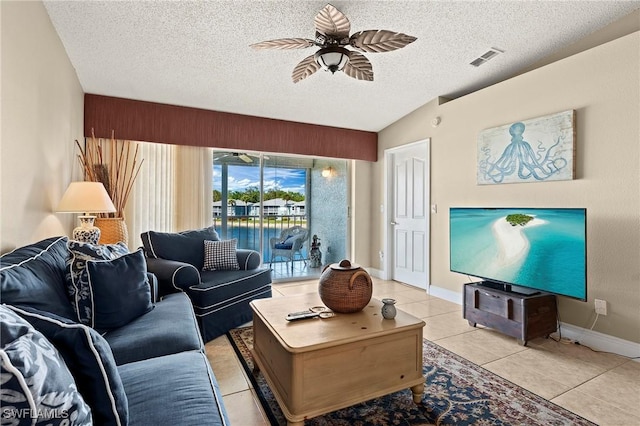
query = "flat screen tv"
(449, 207, 587, 301)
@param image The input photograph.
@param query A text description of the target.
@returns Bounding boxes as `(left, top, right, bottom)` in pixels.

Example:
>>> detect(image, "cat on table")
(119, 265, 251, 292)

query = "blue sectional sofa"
(0, 236, 229, 425)
(141, 227, 272, 342)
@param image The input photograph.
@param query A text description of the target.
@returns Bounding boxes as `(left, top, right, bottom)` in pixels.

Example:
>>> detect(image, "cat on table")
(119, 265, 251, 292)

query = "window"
(212, 151, 348, 281)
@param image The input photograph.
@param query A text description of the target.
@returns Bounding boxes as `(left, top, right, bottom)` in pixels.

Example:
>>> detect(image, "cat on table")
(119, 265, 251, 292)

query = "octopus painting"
(477, 110, 575, 185)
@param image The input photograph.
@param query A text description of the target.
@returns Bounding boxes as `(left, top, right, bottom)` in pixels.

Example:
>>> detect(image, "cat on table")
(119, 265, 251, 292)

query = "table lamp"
(57, 181, 116, 244)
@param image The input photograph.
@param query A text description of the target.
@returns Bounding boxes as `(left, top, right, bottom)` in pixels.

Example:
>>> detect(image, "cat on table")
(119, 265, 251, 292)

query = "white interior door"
(390, 140, 429, 289)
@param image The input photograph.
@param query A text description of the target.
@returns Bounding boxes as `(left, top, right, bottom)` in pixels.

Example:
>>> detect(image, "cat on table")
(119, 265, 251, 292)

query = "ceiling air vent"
(470, 47, 504, 67)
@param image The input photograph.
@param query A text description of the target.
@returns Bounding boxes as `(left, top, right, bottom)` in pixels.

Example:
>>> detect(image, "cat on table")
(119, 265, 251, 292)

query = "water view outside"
(212, 162, 309, 262)
(212, 154, 349, 277)
(212, 215, 308, 263)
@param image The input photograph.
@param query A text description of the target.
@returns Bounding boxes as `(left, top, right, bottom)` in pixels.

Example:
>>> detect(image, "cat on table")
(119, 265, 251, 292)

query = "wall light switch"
(431, 204, 437, 213)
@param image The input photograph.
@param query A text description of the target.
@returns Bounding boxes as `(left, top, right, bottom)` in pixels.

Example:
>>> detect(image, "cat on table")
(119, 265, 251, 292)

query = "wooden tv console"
(463, 282, 557, 346)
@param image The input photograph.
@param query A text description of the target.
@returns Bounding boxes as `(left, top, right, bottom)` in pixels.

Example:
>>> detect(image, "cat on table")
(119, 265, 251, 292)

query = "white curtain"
(125, 142, 175, 249)
(174, 145, 213, 231)
(125, 142, 212, 249)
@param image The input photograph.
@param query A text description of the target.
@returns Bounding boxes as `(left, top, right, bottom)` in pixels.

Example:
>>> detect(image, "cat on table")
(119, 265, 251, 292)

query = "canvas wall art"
(477, 110, 576, 185)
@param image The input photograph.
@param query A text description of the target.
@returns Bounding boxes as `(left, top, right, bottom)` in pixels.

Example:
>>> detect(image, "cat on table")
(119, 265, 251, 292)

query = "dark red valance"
(84, 94, 377, 162)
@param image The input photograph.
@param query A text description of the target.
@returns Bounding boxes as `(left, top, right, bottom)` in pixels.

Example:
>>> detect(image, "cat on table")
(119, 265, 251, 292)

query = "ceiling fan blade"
(349, 30, 417, 53)
(239, 154, 253, 163)
(343, 51, 373, 81)
(250, 38, 315, 50)
(292, 54, 320, 83)
(314, 4, 350, 39)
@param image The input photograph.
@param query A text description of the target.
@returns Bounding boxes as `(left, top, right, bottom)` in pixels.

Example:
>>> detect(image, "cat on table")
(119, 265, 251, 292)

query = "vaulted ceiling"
(44, 1, 640, 132)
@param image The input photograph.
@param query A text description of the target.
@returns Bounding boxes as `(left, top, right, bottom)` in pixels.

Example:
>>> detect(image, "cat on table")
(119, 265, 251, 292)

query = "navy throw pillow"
(1, 236, 77, 320)
(66, 240, 130, 325)
(0, 305, 92, 425)
(274, 235, 295, 249)
(86, 249, 154, 331)
(141, 226, 220, 270)
(6, 305, 128, 426)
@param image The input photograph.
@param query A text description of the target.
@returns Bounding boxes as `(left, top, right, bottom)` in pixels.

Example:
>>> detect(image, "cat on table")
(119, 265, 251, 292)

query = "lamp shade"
(314, 46, 350, 74)
(57, 182, 116, 213)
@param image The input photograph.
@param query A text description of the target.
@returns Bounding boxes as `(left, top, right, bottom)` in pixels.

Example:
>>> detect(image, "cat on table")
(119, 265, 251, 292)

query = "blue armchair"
(141, 227, 272, 342)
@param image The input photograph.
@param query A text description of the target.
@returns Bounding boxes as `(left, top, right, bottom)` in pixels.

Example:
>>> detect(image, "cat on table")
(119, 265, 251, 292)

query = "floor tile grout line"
(214, 279, 640, 424)
(550, 386, 640, 421)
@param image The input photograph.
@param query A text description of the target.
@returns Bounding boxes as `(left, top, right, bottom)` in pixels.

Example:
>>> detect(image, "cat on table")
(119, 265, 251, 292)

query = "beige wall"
(372, 32, 640, 343)
(1, 1, 84, 252)
(3, 1, 638, 344)
(350, 159, 372, 266)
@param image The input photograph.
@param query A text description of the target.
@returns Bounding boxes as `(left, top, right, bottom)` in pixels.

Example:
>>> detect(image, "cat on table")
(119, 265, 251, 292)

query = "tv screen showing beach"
(449, 208, 586, 300)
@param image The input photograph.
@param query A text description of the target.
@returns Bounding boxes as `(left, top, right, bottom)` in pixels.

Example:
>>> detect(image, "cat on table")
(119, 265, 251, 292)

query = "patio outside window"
(212, 151, 348, 281)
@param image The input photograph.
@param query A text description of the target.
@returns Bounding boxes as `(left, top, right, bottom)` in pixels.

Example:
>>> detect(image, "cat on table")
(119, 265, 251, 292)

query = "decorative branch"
(75, 129, 144, 218)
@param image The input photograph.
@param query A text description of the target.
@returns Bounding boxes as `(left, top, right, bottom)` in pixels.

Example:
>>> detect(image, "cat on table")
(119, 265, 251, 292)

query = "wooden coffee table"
(250, 293, 425, 426)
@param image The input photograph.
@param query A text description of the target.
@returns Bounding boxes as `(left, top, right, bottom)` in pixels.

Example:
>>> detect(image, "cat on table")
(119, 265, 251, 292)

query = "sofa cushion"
(86, 249, 154, 331)
(66, 240, 130, 325)
(0, 305, 92, 425)
(7, 305, 128, 426)
(192, 269, 272, 317)
(103, 293, 203, 365)
(203, 239, 240, 271)
(118, 350, 229, 426)
(1, 236, 76, 320)
(274, 242, 294, 249)
(141, 226, 220, 270)
(191, 268, 273, 341)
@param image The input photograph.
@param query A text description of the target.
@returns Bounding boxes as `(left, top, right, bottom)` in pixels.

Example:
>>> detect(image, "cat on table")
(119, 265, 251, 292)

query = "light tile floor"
(205, 278, 640, 426)
(269, 259, 321, 282)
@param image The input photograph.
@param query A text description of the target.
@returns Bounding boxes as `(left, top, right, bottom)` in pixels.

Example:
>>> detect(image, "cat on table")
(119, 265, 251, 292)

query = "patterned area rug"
(227, 327, 596, 426)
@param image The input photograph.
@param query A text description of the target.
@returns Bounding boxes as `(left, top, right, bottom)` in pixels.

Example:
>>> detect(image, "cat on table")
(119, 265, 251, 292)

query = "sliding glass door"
(212, 151, 348, 281)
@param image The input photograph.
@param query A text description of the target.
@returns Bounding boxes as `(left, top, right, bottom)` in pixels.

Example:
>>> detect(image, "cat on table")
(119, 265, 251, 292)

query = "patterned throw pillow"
(65, 241, 129, 325)
(7, 305, 128, 426)
(0, 305, 92, 426)
(203, 239, 240, 271)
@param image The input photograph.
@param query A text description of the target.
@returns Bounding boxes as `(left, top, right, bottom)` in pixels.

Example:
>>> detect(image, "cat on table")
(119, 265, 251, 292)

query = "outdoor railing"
(212, 214, 308, 262)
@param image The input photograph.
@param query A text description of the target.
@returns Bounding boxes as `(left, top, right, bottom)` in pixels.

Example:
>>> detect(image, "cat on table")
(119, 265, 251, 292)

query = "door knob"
(390, 221, 399, 225)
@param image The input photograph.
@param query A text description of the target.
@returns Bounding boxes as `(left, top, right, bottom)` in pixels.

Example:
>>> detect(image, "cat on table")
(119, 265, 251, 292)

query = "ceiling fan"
(213, 152, 270, 164)
(214, 152, 254, 163)
(250, 3, 417, 83)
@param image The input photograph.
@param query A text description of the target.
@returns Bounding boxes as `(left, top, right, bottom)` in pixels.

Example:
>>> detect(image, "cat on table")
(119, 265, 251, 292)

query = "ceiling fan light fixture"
(239, 154, 253, 163)
(251, 4, 416, 82)
(314, 46, 350, 74)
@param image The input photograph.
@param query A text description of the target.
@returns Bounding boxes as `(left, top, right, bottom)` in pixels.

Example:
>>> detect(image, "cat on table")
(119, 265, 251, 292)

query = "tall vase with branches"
(75, 130, 144, 244)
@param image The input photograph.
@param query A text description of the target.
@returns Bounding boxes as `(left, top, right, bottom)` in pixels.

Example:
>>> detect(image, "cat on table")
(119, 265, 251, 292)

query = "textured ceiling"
(43, 1, 640, 132)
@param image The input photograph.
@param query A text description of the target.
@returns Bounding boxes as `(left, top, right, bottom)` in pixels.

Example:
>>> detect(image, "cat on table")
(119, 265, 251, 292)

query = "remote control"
(288, 310, 312, 317)
(286, 311, 319, 321)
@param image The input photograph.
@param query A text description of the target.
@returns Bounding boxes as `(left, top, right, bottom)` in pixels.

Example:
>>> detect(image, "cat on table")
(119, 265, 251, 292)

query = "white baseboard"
(557, 322, 640, 360)
(426, 284, 639, 360)
(428, 284, 463, 305)
(366, 267, 387, 280)
(364, 279, 640, 361)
